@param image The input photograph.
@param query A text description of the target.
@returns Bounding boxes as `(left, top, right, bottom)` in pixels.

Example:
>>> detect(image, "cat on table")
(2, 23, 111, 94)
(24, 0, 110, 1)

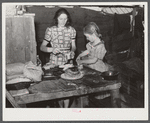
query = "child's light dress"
(86, 41, 109, 72)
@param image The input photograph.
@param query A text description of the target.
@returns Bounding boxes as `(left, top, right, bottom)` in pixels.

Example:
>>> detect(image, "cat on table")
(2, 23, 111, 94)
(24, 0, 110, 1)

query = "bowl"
(101, 71, 119, 80)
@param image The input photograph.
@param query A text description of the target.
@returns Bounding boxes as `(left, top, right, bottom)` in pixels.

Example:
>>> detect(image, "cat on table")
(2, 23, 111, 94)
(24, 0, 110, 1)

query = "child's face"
(84, 33, 95, 43)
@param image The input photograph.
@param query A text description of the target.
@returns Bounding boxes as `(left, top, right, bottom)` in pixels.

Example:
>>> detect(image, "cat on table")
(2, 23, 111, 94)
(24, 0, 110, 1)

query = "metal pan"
(101, 71, 119, 80)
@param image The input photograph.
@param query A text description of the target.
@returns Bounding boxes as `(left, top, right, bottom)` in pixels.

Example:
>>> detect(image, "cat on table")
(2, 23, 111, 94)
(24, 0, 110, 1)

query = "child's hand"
(77, 59, 83, 66)
(76, 55, 81, 62)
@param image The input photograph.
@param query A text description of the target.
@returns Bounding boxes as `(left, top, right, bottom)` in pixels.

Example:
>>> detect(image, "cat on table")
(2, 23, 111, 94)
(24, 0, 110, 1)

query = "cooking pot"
(101, 71, 119, 80)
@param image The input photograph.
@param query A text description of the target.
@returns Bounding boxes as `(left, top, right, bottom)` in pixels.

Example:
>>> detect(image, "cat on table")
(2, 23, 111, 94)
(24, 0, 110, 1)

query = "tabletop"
(6, 66, 121, 108)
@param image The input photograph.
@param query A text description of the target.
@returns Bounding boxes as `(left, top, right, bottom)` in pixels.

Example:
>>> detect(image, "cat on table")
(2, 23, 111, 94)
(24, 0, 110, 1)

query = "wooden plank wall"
(26, 6, 114, 65)
(6, 15, 37, 64)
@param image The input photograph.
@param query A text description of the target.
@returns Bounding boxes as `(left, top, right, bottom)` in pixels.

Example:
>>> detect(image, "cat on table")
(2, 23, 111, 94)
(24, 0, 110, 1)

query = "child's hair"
(83, 22, 102, 38)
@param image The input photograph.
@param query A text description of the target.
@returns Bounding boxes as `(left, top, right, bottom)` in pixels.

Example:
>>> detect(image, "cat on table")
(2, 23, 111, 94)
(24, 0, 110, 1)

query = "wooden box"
(6, 14, 37, 64)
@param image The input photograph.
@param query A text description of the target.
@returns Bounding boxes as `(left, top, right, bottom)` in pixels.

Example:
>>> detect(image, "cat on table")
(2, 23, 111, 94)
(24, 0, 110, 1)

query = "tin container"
(101, 71, 119, 80)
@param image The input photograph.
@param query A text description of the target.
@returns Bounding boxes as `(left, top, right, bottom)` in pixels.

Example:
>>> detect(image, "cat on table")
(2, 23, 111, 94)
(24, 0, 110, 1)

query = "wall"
(26, 6, 114, 65)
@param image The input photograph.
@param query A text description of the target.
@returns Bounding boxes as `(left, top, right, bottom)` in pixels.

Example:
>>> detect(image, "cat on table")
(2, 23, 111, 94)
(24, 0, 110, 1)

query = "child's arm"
(80, 57, 98, 65)
(78, 50, 89, 58)
(76, 50, 89, 64)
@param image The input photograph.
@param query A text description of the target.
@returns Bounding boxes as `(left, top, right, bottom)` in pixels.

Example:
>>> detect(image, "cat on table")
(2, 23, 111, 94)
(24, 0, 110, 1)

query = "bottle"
(37, 55, 42, 66)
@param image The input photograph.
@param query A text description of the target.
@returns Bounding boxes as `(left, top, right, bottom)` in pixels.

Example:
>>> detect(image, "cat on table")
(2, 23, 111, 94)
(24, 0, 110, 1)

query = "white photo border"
(2, 2, 149, 121)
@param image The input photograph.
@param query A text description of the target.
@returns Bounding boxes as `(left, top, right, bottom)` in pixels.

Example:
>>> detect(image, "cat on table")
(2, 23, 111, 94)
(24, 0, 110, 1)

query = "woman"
(40, 8, 76, 66)
(76, 22, 110, 100)
(40, 8, 76, 107)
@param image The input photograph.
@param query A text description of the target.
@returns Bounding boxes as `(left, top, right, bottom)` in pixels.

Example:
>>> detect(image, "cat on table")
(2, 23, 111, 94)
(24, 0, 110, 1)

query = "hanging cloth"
(113, 13, 130, 36)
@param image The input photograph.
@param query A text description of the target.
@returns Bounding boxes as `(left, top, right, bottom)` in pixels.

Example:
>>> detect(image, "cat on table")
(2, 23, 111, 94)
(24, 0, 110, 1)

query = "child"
(76, 22, 109, 72)
(76, 22, 110, 100)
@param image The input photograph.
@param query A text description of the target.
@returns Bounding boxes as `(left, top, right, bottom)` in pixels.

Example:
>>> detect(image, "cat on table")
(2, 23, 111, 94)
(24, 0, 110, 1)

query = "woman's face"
(84, 33, 95, 43)
(57, 13, 68, 27)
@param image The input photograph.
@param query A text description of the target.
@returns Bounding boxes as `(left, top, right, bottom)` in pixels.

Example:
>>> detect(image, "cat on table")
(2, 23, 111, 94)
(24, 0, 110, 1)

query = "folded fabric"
(6, 77, 32, 84)
(6, 63, 25, 76)
(6, 74, 25, 81)
(23, 61, 43, 82)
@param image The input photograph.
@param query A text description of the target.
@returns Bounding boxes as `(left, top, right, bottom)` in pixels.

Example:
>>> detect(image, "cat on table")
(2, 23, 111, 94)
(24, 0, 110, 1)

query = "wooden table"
(6, 67, 121, 108)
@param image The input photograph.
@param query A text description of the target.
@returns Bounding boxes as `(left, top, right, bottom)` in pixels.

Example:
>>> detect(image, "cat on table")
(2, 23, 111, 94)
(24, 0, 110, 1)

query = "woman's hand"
(52, 48, 61, 55)
(70, 51, 75, 59)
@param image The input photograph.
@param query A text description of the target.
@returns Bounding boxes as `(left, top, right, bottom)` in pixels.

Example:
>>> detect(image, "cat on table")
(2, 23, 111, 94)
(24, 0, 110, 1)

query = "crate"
(6, 14, 37, 64)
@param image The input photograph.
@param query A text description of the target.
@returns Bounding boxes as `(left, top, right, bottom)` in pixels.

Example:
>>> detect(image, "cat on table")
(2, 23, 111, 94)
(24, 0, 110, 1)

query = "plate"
(61, 72, 84, 80)
(59, 64, 73, 68)
(59, 64, 74, 71)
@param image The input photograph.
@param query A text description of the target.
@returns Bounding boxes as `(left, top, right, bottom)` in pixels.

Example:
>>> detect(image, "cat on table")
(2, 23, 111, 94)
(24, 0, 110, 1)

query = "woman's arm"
(71, 40, 76, 52)
(40, 40, 53, 53)
(70, 27, 76, 52)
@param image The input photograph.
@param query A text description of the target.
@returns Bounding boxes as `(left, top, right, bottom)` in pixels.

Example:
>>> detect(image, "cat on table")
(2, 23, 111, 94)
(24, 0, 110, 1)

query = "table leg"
(6, 90, 27, 108)
(110, 89, 121, 108)
(6, 90, 20, 108)
(80, 95, 89, 108)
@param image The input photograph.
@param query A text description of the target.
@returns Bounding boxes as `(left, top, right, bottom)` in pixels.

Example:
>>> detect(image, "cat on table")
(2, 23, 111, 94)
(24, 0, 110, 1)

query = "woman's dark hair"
(53, 8, 72, 27)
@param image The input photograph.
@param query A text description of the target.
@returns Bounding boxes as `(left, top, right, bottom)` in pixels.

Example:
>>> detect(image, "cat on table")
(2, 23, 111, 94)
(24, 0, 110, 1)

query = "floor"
(88, 93, 144, 108)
